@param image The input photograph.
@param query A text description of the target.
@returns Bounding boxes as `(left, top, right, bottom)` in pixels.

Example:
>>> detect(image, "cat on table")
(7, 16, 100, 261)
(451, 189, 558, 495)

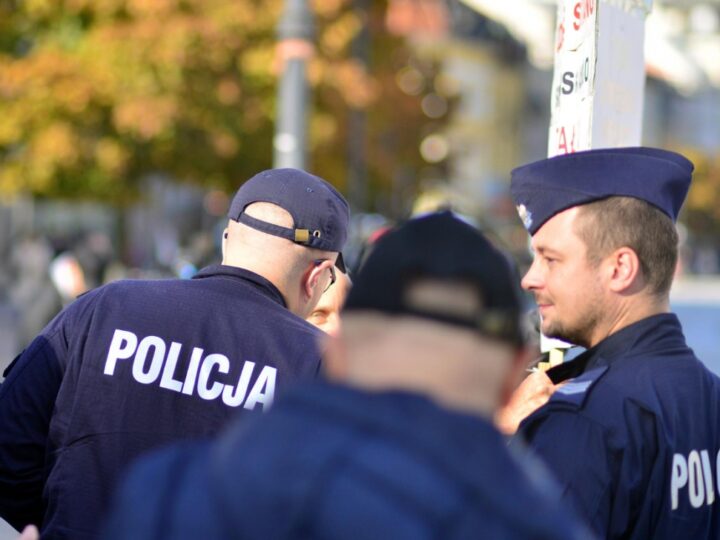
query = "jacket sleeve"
(513, 409, 614, 538)
(0, 306, 75, 530)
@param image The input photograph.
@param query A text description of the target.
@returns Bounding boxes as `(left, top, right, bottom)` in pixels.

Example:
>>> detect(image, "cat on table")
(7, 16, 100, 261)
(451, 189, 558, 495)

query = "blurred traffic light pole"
(273, 0, 315, 170)
(347, 0, 370, 213)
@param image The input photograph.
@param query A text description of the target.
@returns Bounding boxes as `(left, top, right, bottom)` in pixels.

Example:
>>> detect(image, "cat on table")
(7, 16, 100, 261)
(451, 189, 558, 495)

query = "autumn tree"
(0, 0, 432, 210)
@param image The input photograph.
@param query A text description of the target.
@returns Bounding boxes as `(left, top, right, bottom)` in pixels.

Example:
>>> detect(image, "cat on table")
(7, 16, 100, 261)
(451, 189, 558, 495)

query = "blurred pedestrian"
(0, 169, 349, 539)
(306, 269, 351, 337)
(7, 235, 62, 348)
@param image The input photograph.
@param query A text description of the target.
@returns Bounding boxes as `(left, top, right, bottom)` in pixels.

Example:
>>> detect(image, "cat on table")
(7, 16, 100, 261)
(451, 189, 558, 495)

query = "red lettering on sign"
(573, 0, 595, 31)
(556, 22, 565, 52)
(557, 126, 576, 154)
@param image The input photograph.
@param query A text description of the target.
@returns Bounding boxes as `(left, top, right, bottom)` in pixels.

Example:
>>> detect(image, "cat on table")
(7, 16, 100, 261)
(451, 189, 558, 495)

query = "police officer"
(305, 269, 351, 337)
(0, 168, 349, 539)
(101, 212, 593, 540)
(509, 147, 720, 539)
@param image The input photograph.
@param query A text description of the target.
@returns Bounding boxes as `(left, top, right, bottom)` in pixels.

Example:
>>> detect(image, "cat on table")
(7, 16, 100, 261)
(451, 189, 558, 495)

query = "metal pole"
(347, 0, 370, 212)
(274, 0, 315, 170)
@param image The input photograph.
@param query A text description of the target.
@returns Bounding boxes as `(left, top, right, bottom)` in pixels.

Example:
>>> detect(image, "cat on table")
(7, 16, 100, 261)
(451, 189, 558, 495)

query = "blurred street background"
(2, 0, 719, 359)
(2, 0, 720, 368)
(1, 0, 720, 534)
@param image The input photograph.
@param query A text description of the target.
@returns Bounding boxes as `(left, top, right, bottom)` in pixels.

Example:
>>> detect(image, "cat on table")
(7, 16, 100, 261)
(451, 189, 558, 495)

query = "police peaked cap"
(510, 147, 694, 235)
(228, 168, 350, 270)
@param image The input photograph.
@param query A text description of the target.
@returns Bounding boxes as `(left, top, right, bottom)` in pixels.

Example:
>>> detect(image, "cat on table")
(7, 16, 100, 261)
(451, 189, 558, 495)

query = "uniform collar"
(193, 264, 287, 308)
(547, 313, 687, 384)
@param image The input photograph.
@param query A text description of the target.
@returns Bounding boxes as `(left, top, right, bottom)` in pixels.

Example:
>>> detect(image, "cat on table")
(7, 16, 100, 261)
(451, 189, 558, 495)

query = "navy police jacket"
(513, 313, 720, 539)
(0, 265, 322, 539)
(103, 381, 594, 540)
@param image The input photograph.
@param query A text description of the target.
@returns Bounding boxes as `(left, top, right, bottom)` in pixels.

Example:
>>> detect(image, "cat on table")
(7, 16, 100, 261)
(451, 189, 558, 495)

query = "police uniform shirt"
(103, 381, 594, 540)
(0, 264, 322, 539)
(513, 313, 720, 539)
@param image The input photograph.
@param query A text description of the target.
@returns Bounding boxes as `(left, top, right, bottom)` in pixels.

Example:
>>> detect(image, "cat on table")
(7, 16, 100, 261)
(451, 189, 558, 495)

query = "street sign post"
(549, 0, 652, 157)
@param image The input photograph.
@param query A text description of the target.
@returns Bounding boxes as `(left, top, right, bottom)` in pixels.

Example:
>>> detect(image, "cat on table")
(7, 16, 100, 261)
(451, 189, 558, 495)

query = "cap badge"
(516, 204, 533, 230)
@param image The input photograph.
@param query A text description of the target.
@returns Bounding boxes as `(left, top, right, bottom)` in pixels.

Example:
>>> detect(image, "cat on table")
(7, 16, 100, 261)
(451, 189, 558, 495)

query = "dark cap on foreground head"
(344, 211, 526, 347)
(228, 168, 350, 269)
(510, 147, 694, 235)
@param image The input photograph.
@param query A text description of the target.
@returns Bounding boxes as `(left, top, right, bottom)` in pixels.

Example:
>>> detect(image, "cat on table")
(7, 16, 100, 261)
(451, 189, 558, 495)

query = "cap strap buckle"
(294, 229, 310, 244)
(238, 213, 310, 246)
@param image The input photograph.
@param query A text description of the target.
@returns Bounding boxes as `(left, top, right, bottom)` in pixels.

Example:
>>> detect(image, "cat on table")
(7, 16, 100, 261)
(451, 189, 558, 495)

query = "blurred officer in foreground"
(306, 269, 351, 337)
(508, 147, 720, 539)
(0, 168, 349, 539)
(102, 212, 593, 540)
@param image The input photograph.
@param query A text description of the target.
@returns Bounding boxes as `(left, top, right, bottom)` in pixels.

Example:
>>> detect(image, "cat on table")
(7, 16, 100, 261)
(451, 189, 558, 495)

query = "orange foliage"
(0, 0, 436, 212)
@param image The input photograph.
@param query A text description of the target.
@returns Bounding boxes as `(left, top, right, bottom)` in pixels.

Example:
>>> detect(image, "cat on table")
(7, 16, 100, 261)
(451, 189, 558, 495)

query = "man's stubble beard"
(541, 302, 603, 349)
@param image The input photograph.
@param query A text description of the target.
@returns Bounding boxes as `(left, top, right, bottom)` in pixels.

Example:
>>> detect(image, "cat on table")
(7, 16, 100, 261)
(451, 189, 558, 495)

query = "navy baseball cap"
(228, 168, 350, 270)
(510, 147, 694, 235)
(344, 211, 526, 347)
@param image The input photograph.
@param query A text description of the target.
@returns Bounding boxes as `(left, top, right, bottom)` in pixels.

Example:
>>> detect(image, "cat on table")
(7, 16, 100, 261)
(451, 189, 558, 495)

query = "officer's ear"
(605, 246, 642, 293)
(303, 259, 331, 300)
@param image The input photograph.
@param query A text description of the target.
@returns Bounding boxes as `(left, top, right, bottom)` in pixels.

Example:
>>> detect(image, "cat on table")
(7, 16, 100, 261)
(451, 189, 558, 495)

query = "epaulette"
(549, 366, 608, 408)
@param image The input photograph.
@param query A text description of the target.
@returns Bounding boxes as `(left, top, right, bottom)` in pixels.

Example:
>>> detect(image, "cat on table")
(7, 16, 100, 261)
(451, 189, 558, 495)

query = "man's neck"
(336, 319, 514, 419)
(589, 294, 670, 348)
(222, 256, 302, 313)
